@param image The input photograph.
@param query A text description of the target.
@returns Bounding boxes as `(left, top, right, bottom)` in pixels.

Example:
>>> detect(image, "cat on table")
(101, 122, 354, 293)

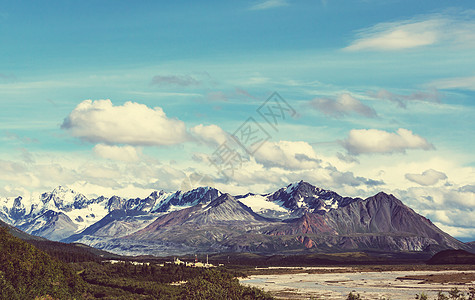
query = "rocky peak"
(267, 181, 350, 213)
(205, 193, 235, 209)
(151, 186, 221, 213)
(107, 196, 124, 212)
(10, 196, 26, 220)
(148, 190, 165, 199)
(40, 186, 89, 210)
(364, 192, 405, 209)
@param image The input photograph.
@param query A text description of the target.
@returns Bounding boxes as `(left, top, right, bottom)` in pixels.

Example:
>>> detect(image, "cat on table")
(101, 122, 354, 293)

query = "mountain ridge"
(1, 181, 473, 256)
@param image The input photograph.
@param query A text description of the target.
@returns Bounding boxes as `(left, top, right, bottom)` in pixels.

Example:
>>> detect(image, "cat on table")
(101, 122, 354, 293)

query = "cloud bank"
(253, 140, 321, 170)
(93, 144, 140, 162)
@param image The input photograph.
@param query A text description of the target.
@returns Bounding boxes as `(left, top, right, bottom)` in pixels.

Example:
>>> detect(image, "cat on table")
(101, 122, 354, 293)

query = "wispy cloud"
(4, 131, 39, 144)
(345, 19, 440, 51)
(249, 0, 289, 11)
(0, 73, 16, 82)
(0, 80, 75, 90)
(429, 75, 475, 91)
(345, 13, 475, 51)
(150, 75, 200, 87)
(235, 88, 256, 100)
(206, 91, 228, 102)
(309, 93, 377, 118)
(368, 89, 441, 108)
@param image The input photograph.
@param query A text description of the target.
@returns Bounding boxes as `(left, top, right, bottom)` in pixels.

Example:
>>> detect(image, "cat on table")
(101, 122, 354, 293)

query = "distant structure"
(172, 255, 215, 268)
(105, 260, 149, 266)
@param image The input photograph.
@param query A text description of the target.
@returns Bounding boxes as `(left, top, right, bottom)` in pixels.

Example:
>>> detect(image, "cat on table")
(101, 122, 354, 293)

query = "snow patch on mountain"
(62, 202, 109, 232)
(238, 194, 287, 213)
(285, 182, 299, 194)
(149, 191, 175, 212)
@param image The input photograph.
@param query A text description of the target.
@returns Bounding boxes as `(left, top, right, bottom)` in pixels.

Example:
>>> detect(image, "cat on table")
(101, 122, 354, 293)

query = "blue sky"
(1, 0, 474, 240)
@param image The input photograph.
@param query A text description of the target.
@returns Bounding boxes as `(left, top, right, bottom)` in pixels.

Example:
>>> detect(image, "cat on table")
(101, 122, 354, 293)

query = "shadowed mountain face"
(324, 193, 450, 237)
(126, 194, 271, 243)
(264, 212, 338, 236)
(1, 181, 473, 256)
(17, 210, 78, 241)
(139, 192, 253, 229)
(427, 249, 475, 265)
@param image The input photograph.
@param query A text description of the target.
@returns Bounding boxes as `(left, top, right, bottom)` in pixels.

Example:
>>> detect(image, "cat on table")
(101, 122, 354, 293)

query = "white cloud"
(215, 140, 384, 194)
(309, 93, 377, 118)
(405, 169, 447, 186)
(345, 13, 475, 51)
(223, 157, 379, 196)
(249, 0, 289, 11)
(396, 184, 475, 229)
(253, 140, 321, 170)
(433, 222, 475, 239)
(0, 159, 40, 188)
(0, 151, 192, 199)
(93, 144, 140, 162)
(61, 99, 188, 146)
(342, 128, 434, 155)
(190, 124, 229, 146)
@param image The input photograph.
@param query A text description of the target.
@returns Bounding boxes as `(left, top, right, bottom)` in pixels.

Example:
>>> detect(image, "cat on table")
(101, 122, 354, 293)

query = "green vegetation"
(416, 288, 475, 300)
(76, 260, 272, 299)
(0, 227, 273, 299)
(27, 240, 119, 263)
(416, 292, 428, 300)
(0, 227, 85, 299)
(346, 292, 362, 300)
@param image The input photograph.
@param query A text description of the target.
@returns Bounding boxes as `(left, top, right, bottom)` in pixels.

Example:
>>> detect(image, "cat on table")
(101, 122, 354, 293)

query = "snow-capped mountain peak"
(150, 186, 221, 213)
(254, 181, 359, 217)
(39, 186, 89, 211)
(0, 182, 353, 242)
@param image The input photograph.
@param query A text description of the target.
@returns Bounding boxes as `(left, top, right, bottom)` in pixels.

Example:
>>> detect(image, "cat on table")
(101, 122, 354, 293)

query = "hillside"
(427, 249, 475, 265)
(0, 227, 85, 299)
(0, 225, 273, 299)
(1, 218, 120, 263)
(0, 218, 45, 241)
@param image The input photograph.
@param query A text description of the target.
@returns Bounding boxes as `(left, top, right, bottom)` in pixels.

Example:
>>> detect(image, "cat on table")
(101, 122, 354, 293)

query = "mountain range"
(1, 181, 473, 256)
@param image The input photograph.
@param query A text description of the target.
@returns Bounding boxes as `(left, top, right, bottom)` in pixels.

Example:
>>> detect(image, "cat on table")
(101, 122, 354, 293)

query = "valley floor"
(239, 265, 475, 299)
